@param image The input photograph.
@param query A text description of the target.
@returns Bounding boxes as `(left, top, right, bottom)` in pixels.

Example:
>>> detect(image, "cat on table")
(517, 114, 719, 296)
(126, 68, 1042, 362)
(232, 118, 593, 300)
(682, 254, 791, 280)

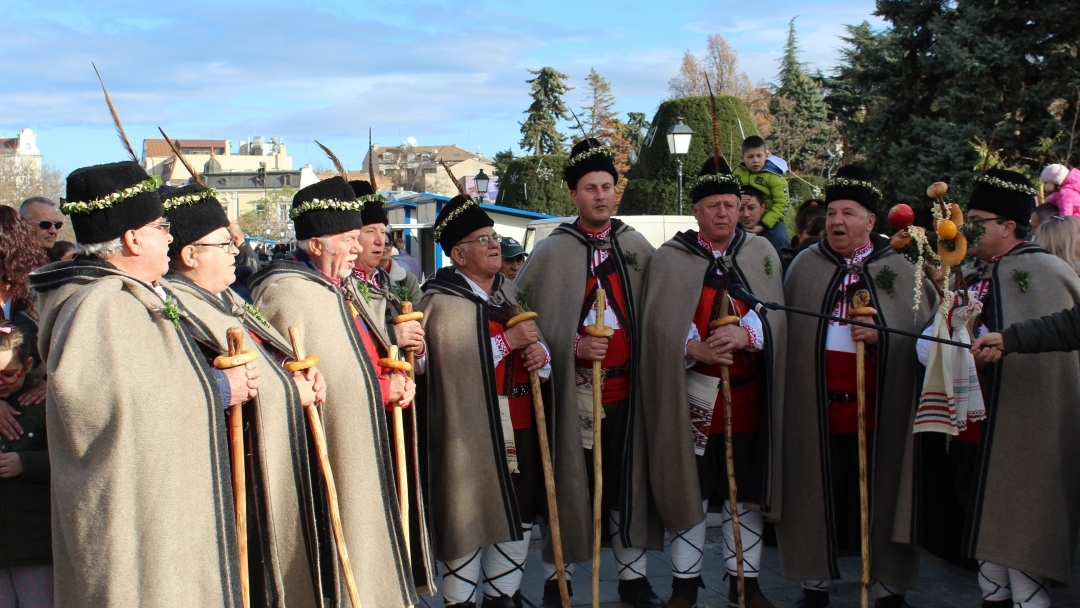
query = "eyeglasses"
(964, 216, 1007, 227)
(0, 366, 26, 386)
(33, 221, 63, 231)
(145, 221, 171, 234)
(192, 241, 238, 252)
(458, 234, 502, 247)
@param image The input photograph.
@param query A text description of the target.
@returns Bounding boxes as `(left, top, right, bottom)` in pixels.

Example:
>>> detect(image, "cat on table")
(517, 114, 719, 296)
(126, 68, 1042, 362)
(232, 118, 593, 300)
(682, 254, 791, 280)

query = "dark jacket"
(0, 382, 50, 568)
(9, 303, 39, 365)
(1003, 301, 1080, 354)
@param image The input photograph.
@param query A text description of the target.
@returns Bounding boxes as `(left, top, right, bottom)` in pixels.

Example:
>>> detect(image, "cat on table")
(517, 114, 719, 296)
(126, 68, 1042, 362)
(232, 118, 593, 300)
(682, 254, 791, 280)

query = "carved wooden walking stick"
(710, 292, 745, 608)
(285, 327, 363, 608)
(213, 328, 260, 608)
(585, 288, 612, 608)
(378, 339, 414, 563)
(848, 290, 877, 608)
(509, 303, 570, 608)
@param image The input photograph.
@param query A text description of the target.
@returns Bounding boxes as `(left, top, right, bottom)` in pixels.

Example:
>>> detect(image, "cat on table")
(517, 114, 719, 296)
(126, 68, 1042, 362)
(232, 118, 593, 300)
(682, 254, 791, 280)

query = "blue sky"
(0, 0, 885, 176)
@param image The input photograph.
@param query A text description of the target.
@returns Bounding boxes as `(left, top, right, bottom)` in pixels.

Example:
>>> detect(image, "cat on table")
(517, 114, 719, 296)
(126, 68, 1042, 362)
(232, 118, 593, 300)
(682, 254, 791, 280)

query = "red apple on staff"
(888, 204, 915, 230)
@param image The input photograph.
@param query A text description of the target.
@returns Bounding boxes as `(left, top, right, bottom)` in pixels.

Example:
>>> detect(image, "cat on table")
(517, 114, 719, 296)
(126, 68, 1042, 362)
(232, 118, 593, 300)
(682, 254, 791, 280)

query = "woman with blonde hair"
(1034, 214, 1080, 275)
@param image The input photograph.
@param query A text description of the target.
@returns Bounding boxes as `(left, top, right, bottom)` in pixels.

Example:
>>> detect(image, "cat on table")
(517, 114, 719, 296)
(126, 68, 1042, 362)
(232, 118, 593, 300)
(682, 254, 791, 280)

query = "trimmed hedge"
(495, 155, 576, 216)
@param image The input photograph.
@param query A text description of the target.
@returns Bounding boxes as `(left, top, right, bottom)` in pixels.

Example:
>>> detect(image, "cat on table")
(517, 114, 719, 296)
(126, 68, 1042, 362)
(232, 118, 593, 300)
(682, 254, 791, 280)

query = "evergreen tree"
(581, 68, 634, 200)
(493, 149, 514, 177)
(623, 112, 651, 163)
(769, 18, 837, 173)
(519, 67, 572, 156)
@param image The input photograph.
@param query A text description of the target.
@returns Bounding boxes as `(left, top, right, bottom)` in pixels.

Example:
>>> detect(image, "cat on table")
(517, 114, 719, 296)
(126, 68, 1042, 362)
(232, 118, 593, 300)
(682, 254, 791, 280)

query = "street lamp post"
(474, 169, 490, 204)
(666, 117, 694, 215)
(819, 148, 838, 181)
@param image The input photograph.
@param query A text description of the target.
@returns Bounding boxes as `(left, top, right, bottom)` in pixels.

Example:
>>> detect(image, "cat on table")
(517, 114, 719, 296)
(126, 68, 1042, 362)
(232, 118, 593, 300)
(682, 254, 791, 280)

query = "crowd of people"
(0, 132, 1076, 608)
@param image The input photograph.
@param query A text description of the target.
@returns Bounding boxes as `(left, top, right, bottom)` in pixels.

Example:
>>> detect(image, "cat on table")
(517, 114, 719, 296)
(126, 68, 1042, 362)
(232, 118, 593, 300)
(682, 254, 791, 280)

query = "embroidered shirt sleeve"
(740, 309, 764, 351)
(684, 323, 701, 368)
(537, 342, 552, 380)
(491, 333, 511, 367)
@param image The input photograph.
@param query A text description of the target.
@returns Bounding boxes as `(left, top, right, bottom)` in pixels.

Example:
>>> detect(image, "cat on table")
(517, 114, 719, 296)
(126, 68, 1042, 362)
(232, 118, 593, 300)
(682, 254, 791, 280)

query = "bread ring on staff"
(283, 354, 320, 373)
(378, 358, 413, 373)
(708, 315, 741, 329)
(927, 182, 949, 200)
(506, 311, 538, 328)
(848, 307, 878, 317)
(214, 350, 259, 369)
(890, 230, 912, 250)
(948, 202, 963, 225)
(393, 311, 423, 324)
(938, 233, 968, 267)
(584, 325, 615, 338)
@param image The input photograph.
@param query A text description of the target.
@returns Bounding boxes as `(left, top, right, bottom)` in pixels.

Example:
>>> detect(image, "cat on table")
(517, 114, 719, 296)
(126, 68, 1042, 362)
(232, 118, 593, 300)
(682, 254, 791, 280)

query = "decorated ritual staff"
(29, 160, 259, 607)
(249, 176, 421, 606)
(899, 170, 1080, 607)
(161, 182, 332, 607)
(418, 194, 553, 607)
(776, 165, 932, 608)
(516, 137, 662, 608)
(639, 155, 787, 608)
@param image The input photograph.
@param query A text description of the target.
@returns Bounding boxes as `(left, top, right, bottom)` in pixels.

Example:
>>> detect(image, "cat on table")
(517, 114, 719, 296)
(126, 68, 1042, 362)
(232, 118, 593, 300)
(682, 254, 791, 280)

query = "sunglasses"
(34, 221, 63, 231)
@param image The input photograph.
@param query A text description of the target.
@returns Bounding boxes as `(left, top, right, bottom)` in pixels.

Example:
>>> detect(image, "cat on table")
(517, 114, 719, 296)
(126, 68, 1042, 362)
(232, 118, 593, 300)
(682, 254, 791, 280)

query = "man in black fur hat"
(419, 194, 553, 607)
(777, 165, 933, 608)
(29, 161, 260, 606)
(516, 138, 663, 608)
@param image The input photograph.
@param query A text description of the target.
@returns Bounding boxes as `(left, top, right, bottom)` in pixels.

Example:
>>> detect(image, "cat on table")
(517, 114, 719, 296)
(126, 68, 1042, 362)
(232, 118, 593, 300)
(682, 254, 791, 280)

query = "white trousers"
(542, 509, 647, 582)
(442, 524, 532, 604)
(979, 561, 1050, 608)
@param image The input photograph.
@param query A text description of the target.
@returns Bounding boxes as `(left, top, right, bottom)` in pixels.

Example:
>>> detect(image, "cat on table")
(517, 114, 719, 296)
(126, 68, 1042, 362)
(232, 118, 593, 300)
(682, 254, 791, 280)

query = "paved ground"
(416, 525, 1080, 608)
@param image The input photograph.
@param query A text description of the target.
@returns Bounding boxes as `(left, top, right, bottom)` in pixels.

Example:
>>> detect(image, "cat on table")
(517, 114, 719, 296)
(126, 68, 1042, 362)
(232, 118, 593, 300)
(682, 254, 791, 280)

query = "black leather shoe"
(445, 603, 476, 608)
(982, 601, 1011, 608)
(873, 595, 910, 608)
(541, 579, 573, 608)
(667, 576, 702, 608)
(481, 591, 523, 608)
(619, 577, 665, 608)
(728, 577, 775, 608)
(794, 588, 829, 608)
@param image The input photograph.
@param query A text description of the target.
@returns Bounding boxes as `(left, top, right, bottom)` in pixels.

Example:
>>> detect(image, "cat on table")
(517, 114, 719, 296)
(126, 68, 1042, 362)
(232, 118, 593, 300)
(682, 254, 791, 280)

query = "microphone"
(729, 283, 769, 315)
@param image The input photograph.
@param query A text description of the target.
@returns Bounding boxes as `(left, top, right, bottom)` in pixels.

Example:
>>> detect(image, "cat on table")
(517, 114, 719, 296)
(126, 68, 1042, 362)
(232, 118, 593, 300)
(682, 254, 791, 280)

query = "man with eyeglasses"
(897, 169, 1080, 607)
(28, 160, 261, 605)
(18, 197, 62, 258)
(515, 137, 662, 608)
(250, 175, 421, 606)
(419, 193, 555, 607)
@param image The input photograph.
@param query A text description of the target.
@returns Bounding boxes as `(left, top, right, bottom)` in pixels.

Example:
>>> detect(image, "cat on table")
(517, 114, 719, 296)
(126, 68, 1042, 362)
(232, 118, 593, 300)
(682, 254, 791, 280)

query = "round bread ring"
(948, 202, 963, 225)
(708, 315, 741, 329)
(379, 358, 413, 373)
(848, 307, 878, 317)
(393, 311, 424, 324)
(283, 354, 320, 373)
(583, 325, 615, 338)
(938, 233, 968, 267)
(213, 349, 259, 369)
(890, 231, 911, 250)
(506, 311, 538, 328)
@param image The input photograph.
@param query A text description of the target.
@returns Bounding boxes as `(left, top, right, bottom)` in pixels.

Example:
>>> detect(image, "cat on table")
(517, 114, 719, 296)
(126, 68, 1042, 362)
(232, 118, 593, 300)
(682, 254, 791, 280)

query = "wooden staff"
(584, 288, 612, 608)
(285, 327, 363, 608)
(509, 304, 569, 608)
(213, 328, 260, 608)
(848, 291, 877, 608)
(710, 292, 745, 608)
(378, 338, 414, 563)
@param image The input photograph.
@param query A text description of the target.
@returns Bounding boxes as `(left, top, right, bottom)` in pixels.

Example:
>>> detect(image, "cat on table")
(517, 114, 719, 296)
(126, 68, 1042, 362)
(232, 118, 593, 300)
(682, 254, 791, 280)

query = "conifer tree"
(769, 18, 836, 172)
(519, 67, 572, 155)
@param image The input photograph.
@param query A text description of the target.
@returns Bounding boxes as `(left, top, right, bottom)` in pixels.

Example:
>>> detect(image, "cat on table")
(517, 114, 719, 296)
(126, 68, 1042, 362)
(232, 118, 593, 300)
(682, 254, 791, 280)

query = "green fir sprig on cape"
(623, 252, 641, 271)
(959, 221, 985, 248)
(516, 283, 533, 312)
(356, 280, 372, 303)
(392, 283, 411, 303)
(162, 296, 183, 332)
(1012, 269, 1031, 293)
(764, 255, 774, 277)
(243, 302, 270, 329)
(875, 266, 898, 297)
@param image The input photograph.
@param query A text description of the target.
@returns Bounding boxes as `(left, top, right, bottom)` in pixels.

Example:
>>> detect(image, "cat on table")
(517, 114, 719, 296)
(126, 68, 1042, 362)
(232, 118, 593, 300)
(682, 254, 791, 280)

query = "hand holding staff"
(711, 293, 746, 608)
(509, 304, 569, 608)
(213, 328, 259, 608)
(379, 337, 414, 564)
(288, 327, 363, 608)
(585, 289, 612, 608)
(848, 290, 877, 608)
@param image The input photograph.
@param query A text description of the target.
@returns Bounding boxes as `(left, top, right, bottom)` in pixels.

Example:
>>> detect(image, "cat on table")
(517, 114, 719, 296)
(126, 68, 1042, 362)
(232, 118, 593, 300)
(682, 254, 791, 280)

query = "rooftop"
(143, 139, 228, 158)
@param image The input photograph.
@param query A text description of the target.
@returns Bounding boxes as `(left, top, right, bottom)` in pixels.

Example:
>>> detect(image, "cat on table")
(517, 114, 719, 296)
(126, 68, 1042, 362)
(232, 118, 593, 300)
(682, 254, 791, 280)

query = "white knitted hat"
(1041, 164, 1069, 185)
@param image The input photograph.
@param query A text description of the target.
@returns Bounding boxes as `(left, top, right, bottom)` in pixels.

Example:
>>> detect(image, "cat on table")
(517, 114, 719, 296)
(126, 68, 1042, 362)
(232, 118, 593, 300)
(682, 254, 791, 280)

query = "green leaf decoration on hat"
(60, 174, 162, 215)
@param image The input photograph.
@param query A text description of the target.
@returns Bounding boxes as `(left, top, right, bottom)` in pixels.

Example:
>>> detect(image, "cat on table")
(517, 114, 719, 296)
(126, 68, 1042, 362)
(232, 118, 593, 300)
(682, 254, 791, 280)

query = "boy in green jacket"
(733, 136, 789, 250)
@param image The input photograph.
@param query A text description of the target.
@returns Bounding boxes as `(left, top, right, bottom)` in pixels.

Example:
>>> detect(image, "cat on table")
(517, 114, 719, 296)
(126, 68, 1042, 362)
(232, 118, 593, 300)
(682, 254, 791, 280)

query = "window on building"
(382, 152, 394, 162)
(284, 174, 292, 186)
(421, 153, 430, 161)
(407, 153, 416, 162)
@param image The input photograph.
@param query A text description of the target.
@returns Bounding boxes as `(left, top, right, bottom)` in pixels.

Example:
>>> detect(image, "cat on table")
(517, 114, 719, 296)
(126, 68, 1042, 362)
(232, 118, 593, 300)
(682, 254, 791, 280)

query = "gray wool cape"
(250, 261, 418, 607)
(776, 235, 933, 587)
(166, 272, 327, 608)
(30, 258, 243, 607)
(639, 229, 787, 533)
(514, 218, 663, 562)
(894, 243, 1080, 583)
(417, 269, 554, 561)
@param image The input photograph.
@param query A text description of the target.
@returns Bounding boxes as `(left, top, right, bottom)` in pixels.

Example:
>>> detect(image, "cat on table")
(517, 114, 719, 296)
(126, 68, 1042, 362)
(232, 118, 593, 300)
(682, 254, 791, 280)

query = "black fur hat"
(291, 177, 363, 241)
(968, 169, 1038, 227)
(690, 156, 742, 203)
(434, 194, 493, 248)
(61, 161, 164, 245)
(563, 138, 619, 190)
(825, 165, 881, 214)
(161, 184, 230, 258)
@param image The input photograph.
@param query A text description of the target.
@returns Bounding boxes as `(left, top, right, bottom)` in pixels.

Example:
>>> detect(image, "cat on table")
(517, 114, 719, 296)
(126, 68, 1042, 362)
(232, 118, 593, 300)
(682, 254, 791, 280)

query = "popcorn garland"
(973, 173, 1037, 197)
(289, 198, 362, 220)
(60, 175, 163, 215)
(566, 145, 614, 167)
(825, 176, 883, 200)
(433, 197, 479, 242)
(356, 193, 386, 206)
(163, 188, 218, 210)
(689, 172, 741, 189)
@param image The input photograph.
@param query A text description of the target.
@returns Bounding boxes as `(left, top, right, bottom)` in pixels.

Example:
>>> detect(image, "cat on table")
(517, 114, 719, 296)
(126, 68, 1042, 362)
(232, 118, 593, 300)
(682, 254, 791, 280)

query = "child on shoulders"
(733, 136, 790, 251)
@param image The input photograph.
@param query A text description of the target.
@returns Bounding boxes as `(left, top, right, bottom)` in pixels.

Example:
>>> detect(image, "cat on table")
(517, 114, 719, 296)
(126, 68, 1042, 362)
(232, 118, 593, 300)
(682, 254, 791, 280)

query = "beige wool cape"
(30, 258, 243, 607)
(894, 243, 1080, 583)
(514, 218, 663, 562)
(776, 235, 932, 587)
(638, 229, 787, 533)
(417, 269, 554, 561)
(250, 261, 418, 607)
(165, 272, 327, 607)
